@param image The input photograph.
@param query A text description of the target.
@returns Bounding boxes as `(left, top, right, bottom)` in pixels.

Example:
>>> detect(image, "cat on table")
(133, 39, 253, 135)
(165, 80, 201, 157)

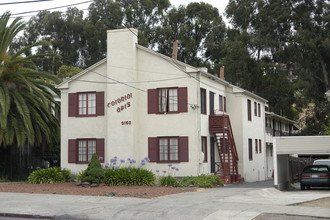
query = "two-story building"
(58, 28, 271, 183)
(265, 111, 298, 178)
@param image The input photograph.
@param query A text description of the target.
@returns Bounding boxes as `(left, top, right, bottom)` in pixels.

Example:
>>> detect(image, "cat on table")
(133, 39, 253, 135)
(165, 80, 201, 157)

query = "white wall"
(106, 29, 138, 163)
(134, 47, 201, 176)
(228, 89, 267, 182)
(60, 62, 107, 173)
(275, 136, 330, 155)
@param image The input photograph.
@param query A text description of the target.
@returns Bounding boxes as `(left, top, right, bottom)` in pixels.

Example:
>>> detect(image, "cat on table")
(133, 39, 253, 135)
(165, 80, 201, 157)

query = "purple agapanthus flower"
(155, 169, 159, 173)
(171, 166, 176, 170)
(144, 157, 150, 162)
(120, 159, 125, 163)
(162, 170, 167, 174)
(176, 168, 179, 171)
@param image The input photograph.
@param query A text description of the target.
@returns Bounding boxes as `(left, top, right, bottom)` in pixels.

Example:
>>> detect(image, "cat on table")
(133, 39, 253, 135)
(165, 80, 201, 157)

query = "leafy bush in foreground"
(180, 175, 222, 188)
(28, 167, 71, 184)
(104, 167, 155, 186)
(159, 175, 179, 187)
(78, 154, 104, 184)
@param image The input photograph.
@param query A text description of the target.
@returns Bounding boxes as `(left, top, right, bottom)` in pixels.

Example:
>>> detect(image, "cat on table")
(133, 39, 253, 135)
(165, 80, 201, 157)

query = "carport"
(273, 136, 330, 190)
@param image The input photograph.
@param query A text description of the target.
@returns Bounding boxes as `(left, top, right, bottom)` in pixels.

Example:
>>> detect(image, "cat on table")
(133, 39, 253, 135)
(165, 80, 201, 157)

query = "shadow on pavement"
(226, 179, 274, 189)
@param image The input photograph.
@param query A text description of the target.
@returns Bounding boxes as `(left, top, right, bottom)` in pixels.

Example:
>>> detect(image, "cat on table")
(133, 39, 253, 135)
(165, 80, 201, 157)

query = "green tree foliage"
(0, 12, 60, 147)
(85, 0, 124, 66)
(225, 0, 330, 132)
(10, 0, 330, 134)
(156, 2, 226, 67)
(119, 0, 171, 47)
(16, 8, 86, 72)
(57, 65, 82, 80)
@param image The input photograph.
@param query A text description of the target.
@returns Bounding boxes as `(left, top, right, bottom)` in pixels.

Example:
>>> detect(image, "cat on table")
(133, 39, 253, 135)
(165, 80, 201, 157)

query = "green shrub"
(179, 175, 222, 188)
(159, 175, 179, 187)
(61, 168, 72, 181)
(79, 154, 105, 184)
(104, 167, 155, 186)
(28, 167, 71, 184)
(179, 176, 196, 186)
(0, 174, 8, 182)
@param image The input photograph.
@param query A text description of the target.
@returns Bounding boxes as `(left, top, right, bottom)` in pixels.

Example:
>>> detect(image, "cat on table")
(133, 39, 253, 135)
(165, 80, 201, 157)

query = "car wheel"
(300, 185, 305, 190)
(306, 186, 310, 190)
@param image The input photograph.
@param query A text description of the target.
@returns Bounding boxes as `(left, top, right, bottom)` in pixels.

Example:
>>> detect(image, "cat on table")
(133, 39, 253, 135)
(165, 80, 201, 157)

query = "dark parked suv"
(300, 165, 330, 190)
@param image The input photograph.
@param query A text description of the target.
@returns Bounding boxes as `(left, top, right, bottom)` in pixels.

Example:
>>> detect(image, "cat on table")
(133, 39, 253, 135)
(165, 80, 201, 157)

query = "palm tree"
(0, 11, 60, 148)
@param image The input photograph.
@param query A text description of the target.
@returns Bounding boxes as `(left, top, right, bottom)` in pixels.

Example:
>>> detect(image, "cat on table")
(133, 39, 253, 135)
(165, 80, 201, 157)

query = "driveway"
(0, 180, 329, 220)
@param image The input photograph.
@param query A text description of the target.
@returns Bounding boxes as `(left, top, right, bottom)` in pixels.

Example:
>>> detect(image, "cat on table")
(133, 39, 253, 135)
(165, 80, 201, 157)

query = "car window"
(304, 166, 329, 172)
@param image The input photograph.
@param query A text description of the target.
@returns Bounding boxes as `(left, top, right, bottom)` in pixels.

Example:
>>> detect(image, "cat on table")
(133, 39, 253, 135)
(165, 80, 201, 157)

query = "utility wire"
(11, 1, 92, 16)
(0, 0, 53, 5)
(73, 76, 189, 84)
(10, 9, 88, 18)
(91, 70, 147, 93)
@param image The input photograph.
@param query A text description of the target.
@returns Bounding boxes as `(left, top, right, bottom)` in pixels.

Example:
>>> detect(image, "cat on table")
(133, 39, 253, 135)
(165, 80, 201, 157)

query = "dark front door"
(210, 136, 215, 173)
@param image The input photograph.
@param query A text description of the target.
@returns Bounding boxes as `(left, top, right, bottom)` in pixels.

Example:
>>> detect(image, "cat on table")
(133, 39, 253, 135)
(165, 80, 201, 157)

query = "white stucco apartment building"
(58, 28, 271, 182)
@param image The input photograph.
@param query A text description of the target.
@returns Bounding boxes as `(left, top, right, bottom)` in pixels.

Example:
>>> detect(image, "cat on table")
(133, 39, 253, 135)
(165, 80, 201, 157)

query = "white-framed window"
(201, 136, 207, 162)
(159, 137, 179, 161)
(78, 93, 96, 115)
(158, 88, 178, 113)
(78, 139, 96, 162)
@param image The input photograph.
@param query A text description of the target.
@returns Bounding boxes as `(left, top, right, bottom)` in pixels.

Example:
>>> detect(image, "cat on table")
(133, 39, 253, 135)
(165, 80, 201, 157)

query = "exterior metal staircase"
(209, 114, 243, 184)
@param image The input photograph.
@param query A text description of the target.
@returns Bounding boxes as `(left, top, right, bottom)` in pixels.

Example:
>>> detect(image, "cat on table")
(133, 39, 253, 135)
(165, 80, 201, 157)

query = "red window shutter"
(96, 138, 105, 163)
(178, 87, 188, 112)
(179, 136, 189, 162)
(68, 139, 77, 163)
(96, 92, 105, 116)
(68, 93, 78, 117)
(147, 89, 158, 114)
(148, 137, 158, 162)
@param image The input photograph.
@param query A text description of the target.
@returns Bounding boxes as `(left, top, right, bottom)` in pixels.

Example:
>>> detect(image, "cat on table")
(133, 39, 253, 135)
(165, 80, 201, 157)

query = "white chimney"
(107, 28, 138, 75)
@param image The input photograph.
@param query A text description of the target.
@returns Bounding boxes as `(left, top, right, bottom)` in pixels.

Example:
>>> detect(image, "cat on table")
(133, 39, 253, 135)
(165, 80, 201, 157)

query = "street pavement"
(0, 180, 329, 220)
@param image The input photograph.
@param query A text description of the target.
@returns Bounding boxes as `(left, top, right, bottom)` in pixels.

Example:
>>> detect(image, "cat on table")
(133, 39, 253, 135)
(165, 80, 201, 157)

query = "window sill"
(157, 111, 180, 114)
(76, 162, 89, 164)
(76, 114, 99, 117)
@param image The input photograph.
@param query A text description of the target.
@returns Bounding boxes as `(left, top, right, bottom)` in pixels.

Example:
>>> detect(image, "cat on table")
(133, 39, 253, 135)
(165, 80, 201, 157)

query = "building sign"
(107, 93, 132, 113)
(121, 121, 132, 125)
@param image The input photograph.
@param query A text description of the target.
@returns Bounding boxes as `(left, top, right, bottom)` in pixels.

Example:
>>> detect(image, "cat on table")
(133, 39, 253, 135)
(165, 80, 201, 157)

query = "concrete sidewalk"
(0, 181, 329, 220)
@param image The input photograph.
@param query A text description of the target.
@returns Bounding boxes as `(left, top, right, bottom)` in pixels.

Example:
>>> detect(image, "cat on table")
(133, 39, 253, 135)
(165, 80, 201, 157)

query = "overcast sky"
(1, 0, 229, 21)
